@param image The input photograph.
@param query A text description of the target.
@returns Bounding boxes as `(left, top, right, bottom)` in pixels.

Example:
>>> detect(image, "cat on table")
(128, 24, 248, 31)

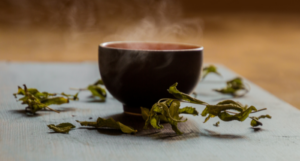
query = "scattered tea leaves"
(166, 83, 269, 134)
(250, 114, 272, 127)
(76, 117, 137, 134)
(202, 65, 221, 79)
(47, 122, 76, 133)
(214, 77, 249, 97)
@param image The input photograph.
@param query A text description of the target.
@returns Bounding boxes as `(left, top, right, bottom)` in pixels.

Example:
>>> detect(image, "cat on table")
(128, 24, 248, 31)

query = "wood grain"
(0, 62, 299, 161)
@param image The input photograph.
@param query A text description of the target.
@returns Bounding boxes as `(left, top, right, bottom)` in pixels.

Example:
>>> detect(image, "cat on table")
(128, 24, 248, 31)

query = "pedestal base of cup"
(123, 105, 143, 116)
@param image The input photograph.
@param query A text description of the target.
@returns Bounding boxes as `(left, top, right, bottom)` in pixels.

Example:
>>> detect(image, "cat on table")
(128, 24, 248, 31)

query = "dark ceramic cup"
(99, 41, 203, 115)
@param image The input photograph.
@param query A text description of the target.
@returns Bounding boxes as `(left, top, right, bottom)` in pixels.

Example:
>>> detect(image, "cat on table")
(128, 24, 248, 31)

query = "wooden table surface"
(0, 62, 299, 161)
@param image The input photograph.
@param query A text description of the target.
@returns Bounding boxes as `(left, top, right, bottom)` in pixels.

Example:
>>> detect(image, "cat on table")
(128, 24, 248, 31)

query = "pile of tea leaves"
(13, 84, 78, 114)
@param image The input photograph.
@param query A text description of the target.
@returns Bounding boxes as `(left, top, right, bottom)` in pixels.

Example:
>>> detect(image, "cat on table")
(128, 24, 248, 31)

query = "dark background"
(0, 0, 300, 108)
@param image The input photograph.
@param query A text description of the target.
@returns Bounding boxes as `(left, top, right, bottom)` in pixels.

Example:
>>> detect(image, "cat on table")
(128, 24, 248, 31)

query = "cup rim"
(99, 41, 203, 52)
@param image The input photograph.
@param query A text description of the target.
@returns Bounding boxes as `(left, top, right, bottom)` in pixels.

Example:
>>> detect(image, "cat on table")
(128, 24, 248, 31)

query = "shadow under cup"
(99, 42, 203, 115)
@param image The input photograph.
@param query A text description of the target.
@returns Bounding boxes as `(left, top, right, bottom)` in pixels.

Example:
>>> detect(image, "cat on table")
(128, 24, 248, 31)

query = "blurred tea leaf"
(202, 65, 221, 79)
(94, 79, 104, 85)
(61, 92, 79, 101)
(168, 83, 208, 105)
(250, 114, 272, 127)
(47, 123, 75, 133)
(214, 77, 249, 97)
(76, 117, 137, 134)
(71, 79, 106, 101)
(87, 85, 106, 100)
(41, 97, 69, 106)
(213, 121, 220, 127)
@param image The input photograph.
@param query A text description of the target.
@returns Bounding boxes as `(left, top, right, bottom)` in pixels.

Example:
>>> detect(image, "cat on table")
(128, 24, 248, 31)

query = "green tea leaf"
(87, 85, 106, 100)
(213, 121, 220, 127)
(150, 114, 164, 130)
(202, 100, 258, 122)
(61, 92, 79, 101)
(14, 85, 64, 114)
(168, 83, 208, 105)
(55, 122, 76, 128)
(178, 107, 199, 115)
(41, 97, 69, 106)
(142, 99, 198, 135)
(94, 79, 104, 85)
(202, 65, 221, 79)
(141, 107, 150, 120)
(214, 77, 249, 97)
(218, 106, 257, 122)
(76, 117, 137, 134)
(47, 123, 75, 133)
(250, 114, 272, 127)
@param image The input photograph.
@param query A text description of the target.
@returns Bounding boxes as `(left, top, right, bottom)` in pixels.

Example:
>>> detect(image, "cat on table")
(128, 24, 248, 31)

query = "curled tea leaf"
(142, 99, 198, 135)
(178, 107, 199, 115)
(250, 114, 272, 127)
(202, 100, 257, 122)
(202, 65, 221, 79)
(168, 83, 208, 105)
(214, 77, 249, 97)
(87, 85, 106, 101)
(47, 123, 75, 133)
(76, 117, 137, 134)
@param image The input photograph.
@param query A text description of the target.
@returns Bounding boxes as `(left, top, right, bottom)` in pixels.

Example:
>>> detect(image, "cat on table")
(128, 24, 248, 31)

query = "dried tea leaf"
(47, 123, 75, 133)
(168, 83, 208, 105)
(250, 114, 272, 127)
(76, 117, 137, 134)
(218, 106, 257, 122)
(213, 121, 220, 127)
(202, 100, 258, 122)
(61, 92, 79, 101)
(178, 107, 199, 115)
(14, 85, 66, 114)
(55, 122, 76, 128)
(94, 79, 104, 85)
(214, 77, 249, 97)
(87, 85, 106, 100)
(142, 99, 198, 135)
(41, 97, 69, 106)
(202, 65, 221, 79)
(141, 107, 150, 120)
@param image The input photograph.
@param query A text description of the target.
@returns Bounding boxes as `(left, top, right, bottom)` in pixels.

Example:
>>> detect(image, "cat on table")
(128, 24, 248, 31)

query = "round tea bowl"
(98, 41, 203, 114)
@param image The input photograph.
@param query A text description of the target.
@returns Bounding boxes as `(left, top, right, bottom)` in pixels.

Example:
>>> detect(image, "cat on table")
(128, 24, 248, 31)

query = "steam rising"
(0, 0, 203, 46)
